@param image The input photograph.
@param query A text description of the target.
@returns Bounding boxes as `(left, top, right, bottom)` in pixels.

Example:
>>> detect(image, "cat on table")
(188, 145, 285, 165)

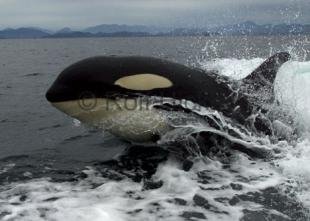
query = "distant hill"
(83, 24, 170, 34)
(164, 28, 208, 36)
(1, 22, 310, 39)
(56, 27, 73, 34)
(48, 31, 151, 38)
(47, 31, 94, 38)
(0, 28, 49, 39)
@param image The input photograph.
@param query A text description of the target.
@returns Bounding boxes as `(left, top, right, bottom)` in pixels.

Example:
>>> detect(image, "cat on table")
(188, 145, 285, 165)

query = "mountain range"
(0, 28, 49, 38)
(0, 22, 309, 39)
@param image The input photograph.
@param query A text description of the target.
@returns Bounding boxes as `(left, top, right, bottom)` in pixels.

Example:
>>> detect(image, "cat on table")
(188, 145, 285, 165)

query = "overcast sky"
(0, 0, 309, 30)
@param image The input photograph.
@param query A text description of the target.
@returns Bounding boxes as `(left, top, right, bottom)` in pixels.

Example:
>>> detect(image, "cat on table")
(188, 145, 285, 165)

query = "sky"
(0, 0, 309, 30)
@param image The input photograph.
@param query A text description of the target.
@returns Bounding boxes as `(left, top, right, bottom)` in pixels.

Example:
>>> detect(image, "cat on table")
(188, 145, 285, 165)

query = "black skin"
(46, 56, 251, 124)
(46, 53, 290, 168)
(46, 53, 290, 131)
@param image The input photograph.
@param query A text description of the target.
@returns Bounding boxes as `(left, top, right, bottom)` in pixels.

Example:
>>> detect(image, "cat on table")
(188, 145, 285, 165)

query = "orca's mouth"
(45, 87, 60, 102)
(45, 84, 78, 103)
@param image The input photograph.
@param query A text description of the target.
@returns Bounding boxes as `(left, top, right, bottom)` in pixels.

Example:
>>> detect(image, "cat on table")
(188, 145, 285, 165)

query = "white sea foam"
(200, 58, 264, 79)
(0, 157, 286, 221)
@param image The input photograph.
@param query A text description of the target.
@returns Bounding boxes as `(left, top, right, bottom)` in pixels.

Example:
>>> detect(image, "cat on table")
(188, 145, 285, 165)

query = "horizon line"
(1, 21, 310, 32)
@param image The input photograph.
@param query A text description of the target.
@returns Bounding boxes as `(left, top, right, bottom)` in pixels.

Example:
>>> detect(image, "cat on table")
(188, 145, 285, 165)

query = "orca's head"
(46, 56, 176, 103)
(45, 56, 179, 142)
(46, 56, 180, 115)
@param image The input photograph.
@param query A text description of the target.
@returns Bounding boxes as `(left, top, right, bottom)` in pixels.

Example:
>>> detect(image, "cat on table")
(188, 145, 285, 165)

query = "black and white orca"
(46, 52, 291, 158)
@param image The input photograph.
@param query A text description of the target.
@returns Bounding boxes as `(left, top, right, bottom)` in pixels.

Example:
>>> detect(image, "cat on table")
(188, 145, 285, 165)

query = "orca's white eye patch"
(114, 73, 173, 91)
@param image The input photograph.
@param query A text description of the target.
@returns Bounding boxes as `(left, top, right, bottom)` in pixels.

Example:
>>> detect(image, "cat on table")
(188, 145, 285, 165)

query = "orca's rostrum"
(46, 52, 291, 158)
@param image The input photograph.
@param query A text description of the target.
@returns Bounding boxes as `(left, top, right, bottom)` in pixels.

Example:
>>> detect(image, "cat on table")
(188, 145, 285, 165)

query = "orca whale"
(46, 52, 290, 158)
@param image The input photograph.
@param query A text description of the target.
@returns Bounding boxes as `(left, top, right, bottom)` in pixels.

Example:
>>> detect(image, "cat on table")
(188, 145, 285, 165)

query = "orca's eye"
(114, 73, 173, 91)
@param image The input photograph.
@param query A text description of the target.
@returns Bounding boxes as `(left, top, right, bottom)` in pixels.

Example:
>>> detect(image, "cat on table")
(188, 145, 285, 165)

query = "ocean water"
(0, 35, 310, 220)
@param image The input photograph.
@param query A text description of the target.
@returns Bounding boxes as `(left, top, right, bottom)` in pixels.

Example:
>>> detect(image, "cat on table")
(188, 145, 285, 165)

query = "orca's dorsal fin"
(243, 52, 291, 85)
